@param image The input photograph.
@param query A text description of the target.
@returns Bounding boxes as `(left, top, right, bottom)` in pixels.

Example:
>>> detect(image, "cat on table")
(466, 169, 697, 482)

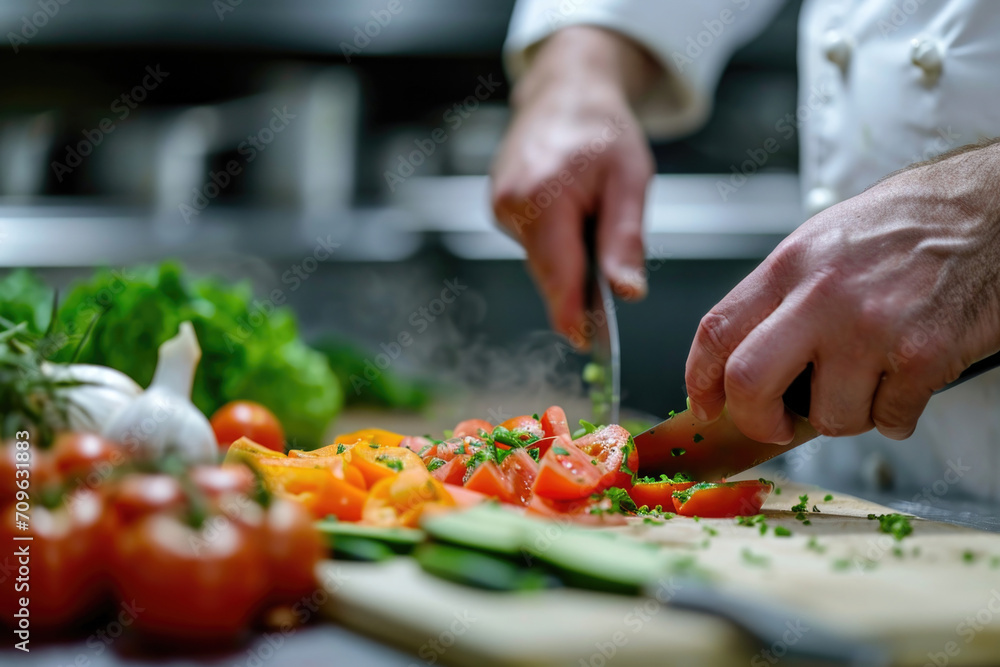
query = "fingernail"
(610, 266, 648, 300)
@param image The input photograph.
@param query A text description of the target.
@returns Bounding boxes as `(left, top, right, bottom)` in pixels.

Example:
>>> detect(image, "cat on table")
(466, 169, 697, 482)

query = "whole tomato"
(0, 489, 108, 631)
(260, 497, 323, 604)
(211, 401, 285, 453)
(111, 511, 269, 644)
(107, 473, 185, 526)
(50, 432, 123, 491)
(0, 440, 58, 505)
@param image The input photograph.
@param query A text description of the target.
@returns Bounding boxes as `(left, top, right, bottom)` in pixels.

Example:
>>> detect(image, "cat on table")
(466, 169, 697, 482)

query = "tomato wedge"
(671, 480, 773, 518)
(572, 425, 637, 490)
(498, 415, 544, 443)
(531, 437, 604, 500)
(527, 494, 628, 526)
(453, 419, 493, 439)
(540, 405, 571, 442)
(428, 455, 471, 486)
(499, 449, 539, 506)
(463, 460, 516, 504)
(627, 478, 694, 511)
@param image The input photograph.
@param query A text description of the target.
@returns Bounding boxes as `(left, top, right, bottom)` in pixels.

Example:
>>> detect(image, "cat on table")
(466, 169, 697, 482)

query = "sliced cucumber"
(315, 520, 424, 555)
(527, 530, 667, 595)
(414, 543, 551, 592)
(330, 536, 398, 562)
(420, 505, 534, 557)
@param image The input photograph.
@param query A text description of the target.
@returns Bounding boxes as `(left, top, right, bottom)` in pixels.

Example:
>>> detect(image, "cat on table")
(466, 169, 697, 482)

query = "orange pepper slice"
(256, 462, 366, 521)
(362, 468, 454, 527)
(344, 445, 424, 488)
(333, 428, 405, 448)
(224, 436, 287, 462)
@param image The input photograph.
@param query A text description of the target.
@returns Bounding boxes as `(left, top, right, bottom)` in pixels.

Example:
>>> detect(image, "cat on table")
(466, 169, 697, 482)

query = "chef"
(491, 0, 1000, 500)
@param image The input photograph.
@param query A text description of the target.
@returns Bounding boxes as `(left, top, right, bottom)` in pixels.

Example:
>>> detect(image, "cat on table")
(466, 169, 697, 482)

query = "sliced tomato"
(499, 415, 544, 444)
(399, 435, 435, 457)
(671, 480, 773, 518)
(429, 455, 471, 486)
(573, 425, 637, 490)
(628, 480, 694, 511)
(453, 419, 493, 439)
(463, 461, 516, 504)
(441, 483, 490, 509)
(499, 449, 539, 506)
(526, 494, 628, 526)
(531, 437, 604, 501)
(540, 405, 571, 442)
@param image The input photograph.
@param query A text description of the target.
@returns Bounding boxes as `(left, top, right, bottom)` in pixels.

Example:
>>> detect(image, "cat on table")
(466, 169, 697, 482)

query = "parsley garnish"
(425, 458, 447, 472)
(375, 456, 403, 472)
(790, 495, 809, 513)
(552, 445, 570, 456)
(588, 487, 638, 515)
(692, 433, 704, 443)
(418, 444, 432, 457)
(636, 472, 692, 485)
(824, 494, 833, 502)
(962, 550, 976, 564)
(671, 448, 686, 457)
(806, 536, 826, 553)
(577, 419, 600, 435)
(368, 443, 380, 449)
(491, 425, 540, 449)
(527, 448, 540, 462)
(774, 526, 792, 537)
(867, 513, 913, 541)
(741, 548, 770, 567)
(336, 444, 347, 455)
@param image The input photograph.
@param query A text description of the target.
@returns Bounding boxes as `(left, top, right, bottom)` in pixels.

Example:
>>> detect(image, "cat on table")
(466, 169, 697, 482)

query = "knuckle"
(872, 397, 919, 440)
(695, 311, 735, 360)
(724, 354, 761, 400)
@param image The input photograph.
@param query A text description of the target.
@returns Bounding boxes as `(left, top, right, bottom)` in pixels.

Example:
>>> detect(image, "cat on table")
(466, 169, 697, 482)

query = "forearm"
(511, 25, 662, 112)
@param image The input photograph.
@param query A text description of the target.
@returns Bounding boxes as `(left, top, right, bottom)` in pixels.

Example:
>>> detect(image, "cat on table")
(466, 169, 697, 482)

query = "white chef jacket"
(505, 0, 1000, 500)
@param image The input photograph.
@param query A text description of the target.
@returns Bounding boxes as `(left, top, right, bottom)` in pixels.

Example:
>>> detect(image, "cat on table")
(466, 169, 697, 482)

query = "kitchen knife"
(583, 215, 620, 426)
(634, 350, 1000, 481)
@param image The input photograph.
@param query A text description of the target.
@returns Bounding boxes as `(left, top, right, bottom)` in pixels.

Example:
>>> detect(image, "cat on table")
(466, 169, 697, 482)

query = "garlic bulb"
(103, 321, 217, 463)
(41, 361, 142, 432)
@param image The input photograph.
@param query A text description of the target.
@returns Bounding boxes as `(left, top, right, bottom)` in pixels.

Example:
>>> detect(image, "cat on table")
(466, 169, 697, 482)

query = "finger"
(516, 197, 589, 342)
(597, 159, 651, 301)
(871, 371, 934, 440)
(685, 275, 785, 423)
(723, 301, 816, 444)
(806, 352, 881, 436)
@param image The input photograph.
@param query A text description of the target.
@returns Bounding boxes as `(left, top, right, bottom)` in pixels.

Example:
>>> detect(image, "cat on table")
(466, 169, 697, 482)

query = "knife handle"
(783, 350, 1000, 419)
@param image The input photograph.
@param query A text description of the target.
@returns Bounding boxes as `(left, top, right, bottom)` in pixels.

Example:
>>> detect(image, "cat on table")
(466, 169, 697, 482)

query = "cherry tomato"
(112, 511, 269, 644)
(572, 425, 638, 490)
(499, 449, 539, 506)
(261, 497, 323, 604)
(671, 480, 773, 518)
(531, 437, 604, 500)
(540, 406, 571, 444)
(628, 479, 694, 511)
(50, 432, 123, 490)
(191, 464, 256, 498)
(211, 401, 285, 452)
(108, 473, 185, 525)
(1, 489, 108, 631)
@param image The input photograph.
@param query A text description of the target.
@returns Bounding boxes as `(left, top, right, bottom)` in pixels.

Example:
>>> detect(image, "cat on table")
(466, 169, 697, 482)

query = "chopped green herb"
(491, 425, 540, 449)
(741, 548, 770, 567)
(692, 433, 704, 443)
(774, 526, 792, 537)
(531, 413, 539, 420)
(376, 456, 403, 472)
(668, 410, 677, 418)
(824, 494, 833, 502)
(577, 419, 600, 435)
(455, 443, 466, 455)
(806, 537, 826, 554)
(673, 481, 735, 505)
(422, 434, 443, 445)
(832, 559, 851, 571)
(703, 526, 718, 537)
(442, 429, 454, 439)
(812, 505, 821, 513)
(867, 513, 913, 541)
(552, 445, 570, 456)
(425, 458, 447, 472)
(589, 487, 638, 515)
(590, 459, 598, 465)
(671, 448, 686, 457)
(790, 495, 809, 513)
(418, 444, 433, 457)
(758, 478, 774, 487)
(892, 547, 903, 558)
(775, 487, 782, 495)
(618, 436, 637, 483)
(990, 556, 1000, 569)
(636, 472, 692, 485)
(642, 517, 665, 525)
(336, 444, 347, 455)
(368, 443, 380, 449)
(527, 448, 540, 462)
(962, 550, 976, 564)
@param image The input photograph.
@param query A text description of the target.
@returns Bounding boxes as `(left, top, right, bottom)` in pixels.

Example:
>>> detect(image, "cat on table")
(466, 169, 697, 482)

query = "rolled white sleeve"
(505, 0, 786, 138)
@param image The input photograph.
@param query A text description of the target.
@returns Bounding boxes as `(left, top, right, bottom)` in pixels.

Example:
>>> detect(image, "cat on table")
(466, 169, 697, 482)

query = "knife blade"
(634, 351, 1000, 481)
(583, 215, 620, 426)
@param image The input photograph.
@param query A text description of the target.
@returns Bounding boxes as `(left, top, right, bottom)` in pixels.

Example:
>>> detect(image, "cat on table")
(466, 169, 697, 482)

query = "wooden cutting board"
(320, 482, 1000, 666)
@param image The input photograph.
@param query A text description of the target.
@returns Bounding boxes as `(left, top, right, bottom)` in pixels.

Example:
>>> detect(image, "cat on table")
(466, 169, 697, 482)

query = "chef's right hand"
(491, 26, 659, 342)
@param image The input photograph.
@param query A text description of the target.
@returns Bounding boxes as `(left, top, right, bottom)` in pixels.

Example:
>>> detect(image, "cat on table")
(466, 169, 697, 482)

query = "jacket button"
(822, 30, 852, 71)
(910, 36, 943, 80)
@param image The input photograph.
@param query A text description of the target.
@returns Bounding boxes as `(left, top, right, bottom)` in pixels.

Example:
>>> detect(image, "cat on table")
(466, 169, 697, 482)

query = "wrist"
(512, 25, 659, 112)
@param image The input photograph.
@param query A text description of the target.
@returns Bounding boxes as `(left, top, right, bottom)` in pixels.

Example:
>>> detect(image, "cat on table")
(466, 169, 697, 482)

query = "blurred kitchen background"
(0, 1, 803, 451)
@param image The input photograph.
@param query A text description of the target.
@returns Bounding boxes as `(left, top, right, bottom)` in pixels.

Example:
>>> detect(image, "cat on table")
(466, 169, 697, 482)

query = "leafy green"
(867, 513, 913, 541)
(312, 336, 431, 411)
(52, 262, 342, 447)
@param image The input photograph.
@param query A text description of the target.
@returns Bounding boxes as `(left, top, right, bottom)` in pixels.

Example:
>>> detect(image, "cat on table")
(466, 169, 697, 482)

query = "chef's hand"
(491, 26, 660, 340)
(686, 141, 1000, 444)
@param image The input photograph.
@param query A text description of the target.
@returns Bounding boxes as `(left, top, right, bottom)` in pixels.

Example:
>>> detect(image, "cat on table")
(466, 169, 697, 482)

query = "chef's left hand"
(685, 141, 1000, 444)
